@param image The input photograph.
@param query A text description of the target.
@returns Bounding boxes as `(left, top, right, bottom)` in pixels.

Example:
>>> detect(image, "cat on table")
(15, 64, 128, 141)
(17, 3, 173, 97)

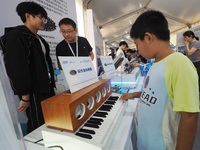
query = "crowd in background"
(108, 41, 153, 76)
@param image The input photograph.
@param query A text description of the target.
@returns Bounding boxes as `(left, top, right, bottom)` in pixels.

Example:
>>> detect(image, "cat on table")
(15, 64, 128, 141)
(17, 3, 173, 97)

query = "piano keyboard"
(41, 95, 127, 150)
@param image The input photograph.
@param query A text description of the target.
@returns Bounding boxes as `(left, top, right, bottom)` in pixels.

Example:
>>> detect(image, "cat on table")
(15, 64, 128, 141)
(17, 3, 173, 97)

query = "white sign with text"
(58, 56, 98, 93)
(100, 56, 116, 77)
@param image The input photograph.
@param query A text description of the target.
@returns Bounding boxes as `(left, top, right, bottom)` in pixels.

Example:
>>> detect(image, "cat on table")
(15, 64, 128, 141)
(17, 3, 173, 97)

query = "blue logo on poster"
(104, 63, 113, 66)
(62, 61, 68, 64)
(77, 67, 92, 73)
(69, 61, 75, 64)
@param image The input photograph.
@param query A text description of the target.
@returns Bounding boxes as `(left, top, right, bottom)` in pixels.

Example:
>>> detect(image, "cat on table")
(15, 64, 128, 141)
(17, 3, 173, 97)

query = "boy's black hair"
(58, 18, 77, 29)
(16, 2, 47, 23)
(119, 41, 128, 47)
(127, 49, 133, 53)
(183, 30, 199, 41)
(132, 49, 137, 53)
(130, 10, 170, 41)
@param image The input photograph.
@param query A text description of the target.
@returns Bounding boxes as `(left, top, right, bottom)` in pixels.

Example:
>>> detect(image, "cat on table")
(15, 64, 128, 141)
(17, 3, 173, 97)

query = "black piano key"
(101, 105, 113, 109)
(87, 120, 102, 125)
(99, 105, 112, 111)
(96, 111, 108, 115)
(93, 111, 108, 117)
(88, 118, 102, 125)
(75, 132, 92, 139)
(84, 123, 99, 128)
(93, 113, 106, 118)
(104, 101, 116, 105)
(90, 117, 104, 122)
(98, 107, 111, 111)
(108, 96, 119, 101)
(79, 128, 95, 135)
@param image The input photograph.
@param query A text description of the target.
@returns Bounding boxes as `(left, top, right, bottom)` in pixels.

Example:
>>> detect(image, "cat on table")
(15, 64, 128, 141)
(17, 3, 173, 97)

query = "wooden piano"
(41, 79, 127, 150)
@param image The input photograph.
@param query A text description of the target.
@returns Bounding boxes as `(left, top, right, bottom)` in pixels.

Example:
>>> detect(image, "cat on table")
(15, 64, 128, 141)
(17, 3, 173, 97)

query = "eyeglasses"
(60, 29, 75, 35)
(31, 14, 48, 24)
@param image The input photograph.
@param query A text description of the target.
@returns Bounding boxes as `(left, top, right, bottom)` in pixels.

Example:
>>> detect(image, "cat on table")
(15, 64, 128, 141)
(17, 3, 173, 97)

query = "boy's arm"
(176, 112, 199, 150)
(120, 91, 142, 101)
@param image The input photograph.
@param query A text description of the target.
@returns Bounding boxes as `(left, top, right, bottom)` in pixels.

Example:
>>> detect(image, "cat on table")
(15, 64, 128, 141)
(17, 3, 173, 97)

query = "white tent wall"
(75, 0, 86, 37)
(84, 9, 105, 74)
(0, 54, 25, 150)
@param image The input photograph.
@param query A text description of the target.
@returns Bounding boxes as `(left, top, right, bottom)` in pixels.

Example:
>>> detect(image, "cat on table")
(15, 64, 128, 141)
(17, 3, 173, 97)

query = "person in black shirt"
(56, 18, 94, 69)
(1, 2, 55, 134)
(109, 48, 116, 59)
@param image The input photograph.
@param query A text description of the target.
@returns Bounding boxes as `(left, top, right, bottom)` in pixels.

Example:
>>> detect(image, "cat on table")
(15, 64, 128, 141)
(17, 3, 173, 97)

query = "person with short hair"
(126, 49, 133, 61)
(1, 1, 56, 134)
(56, 18, 94, 69)
(117, 41, 128, 56)
(109, 48, 116, 59)
(120, 10, 199, 150)
(115, 41, 129, 71)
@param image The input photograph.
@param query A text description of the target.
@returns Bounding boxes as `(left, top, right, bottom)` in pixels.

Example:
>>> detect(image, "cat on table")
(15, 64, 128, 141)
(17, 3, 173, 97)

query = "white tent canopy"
(83, 0, 200, 48)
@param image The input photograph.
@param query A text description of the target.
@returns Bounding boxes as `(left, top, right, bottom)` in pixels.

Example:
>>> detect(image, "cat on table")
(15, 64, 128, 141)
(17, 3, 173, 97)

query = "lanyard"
(66, 37, 78, 57)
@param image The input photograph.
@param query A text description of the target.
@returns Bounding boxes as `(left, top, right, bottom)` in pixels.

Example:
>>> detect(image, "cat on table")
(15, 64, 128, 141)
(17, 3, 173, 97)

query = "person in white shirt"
(116, 41, 129, 71)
